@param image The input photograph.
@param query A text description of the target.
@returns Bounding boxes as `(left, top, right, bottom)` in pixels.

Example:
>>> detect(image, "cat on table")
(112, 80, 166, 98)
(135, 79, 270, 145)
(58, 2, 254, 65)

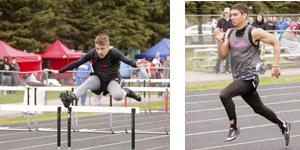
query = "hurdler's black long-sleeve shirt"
(59, 47, 136, 82)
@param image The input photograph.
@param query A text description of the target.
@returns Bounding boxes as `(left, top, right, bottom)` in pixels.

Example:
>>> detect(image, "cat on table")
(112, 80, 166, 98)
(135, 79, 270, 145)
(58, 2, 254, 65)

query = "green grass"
(0, 101, 169, 124)
(185, 50, 291, 71)
(0, 83, 163, 104)
(185, 75, 300, 90)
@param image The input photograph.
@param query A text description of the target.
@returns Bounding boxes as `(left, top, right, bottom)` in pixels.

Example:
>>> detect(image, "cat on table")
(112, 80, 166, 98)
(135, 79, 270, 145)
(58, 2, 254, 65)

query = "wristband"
(273, 65, 279, 68)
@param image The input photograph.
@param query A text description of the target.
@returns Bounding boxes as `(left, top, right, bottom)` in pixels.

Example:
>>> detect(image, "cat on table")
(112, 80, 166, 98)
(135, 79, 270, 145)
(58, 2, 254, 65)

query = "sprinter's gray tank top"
(228, 25, 260, 80)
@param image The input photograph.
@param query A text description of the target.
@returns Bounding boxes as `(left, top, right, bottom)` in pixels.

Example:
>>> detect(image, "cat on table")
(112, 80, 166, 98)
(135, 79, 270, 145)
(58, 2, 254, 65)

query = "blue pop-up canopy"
(135, 38, 170, 59)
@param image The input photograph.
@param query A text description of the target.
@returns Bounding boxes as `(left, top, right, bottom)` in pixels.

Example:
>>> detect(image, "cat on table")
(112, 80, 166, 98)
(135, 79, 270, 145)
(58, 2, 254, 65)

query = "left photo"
(0, 1, 170, 149)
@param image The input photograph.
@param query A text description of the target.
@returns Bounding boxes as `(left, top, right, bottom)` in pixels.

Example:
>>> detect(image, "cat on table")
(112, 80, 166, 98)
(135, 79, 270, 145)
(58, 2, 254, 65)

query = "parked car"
(185, 25, 214, 44)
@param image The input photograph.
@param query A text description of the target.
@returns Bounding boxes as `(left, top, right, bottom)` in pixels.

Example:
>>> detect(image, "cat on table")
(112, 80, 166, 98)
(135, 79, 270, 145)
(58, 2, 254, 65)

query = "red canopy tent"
(0, 40, 42, 80)
(39, 40, 84, 82)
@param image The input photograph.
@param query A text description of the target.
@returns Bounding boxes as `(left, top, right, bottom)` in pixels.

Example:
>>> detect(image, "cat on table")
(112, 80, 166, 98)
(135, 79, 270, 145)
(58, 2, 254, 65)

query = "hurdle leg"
(165, 88, 169, 135)
(68, 107, 72, 150)
(27, 87, 32, 131)
(109, 95, 115, 134)
(57, 107, 61, 150)
(131, 108, 136, 150)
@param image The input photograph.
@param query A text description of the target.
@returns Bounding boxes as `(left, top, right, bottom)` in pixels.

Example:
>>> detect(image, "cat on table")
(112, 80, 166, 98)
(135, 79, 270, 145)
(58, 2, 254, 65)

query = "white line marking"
(79, 135, 169, 150)
(185, 120, 300, 137)
(185, 100, 300, 113)
(185, 85, 300, 97)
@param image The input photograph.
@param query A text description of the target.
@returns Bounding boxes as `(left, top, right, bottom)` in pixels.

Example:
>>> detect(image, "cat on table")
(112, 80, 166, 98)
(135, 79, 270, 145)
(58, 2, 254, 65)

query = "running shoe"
(281, 122, 291, 146)
(124, 88, 141, 102)
(59, 91, 75, 108)
(225, 126, 240, 142)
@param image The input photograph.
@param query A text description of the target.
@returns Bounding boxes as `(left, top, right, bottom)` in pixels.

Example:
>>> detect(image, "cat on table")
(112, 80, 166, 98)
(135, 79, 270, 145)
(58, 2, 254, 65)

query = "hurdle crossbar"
(67, 106, 139, 149)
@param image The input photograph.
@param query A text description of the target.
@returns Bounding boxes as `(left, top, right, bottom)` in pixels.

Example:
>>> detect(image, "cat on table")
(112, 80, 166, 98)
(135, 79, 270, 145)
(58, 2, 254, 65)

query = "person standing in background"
(0, 58, 3, 95)
(162, 55, 170, 88)
(251, 13, 267, 30)
(267, 16, 276, 34)
(215, 7, 234, 75)
(120, 51, 132, 88)
(72, 54, 92, 106)
(1, 56, 12, 95)
(149, 52, 163, 98)
(11, 57, 20, 94)
(296, 16, 300, 36)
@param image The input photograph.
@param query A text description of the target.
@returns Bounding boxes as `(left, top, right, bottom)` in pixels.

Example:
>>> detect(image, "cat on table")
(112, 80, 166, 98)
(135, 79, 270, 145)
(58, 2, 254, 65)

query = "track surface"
(0, 108, 170, 150)
(186, 82, 300, 150)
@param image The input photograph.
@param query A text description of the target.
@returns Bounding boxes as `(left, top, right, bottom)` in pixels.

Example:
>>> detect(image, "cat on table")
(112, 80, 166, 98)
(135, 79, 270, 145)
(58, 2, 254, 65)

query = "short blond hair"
(94, 35, 110, 46)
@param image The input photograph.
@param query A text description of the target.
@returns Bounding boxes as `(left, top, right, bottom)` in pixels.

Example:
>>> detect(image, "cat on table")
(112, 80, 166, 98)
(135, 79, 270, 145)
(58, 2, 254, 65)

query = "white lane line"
(186, 92, 300, 104)
(185, 100, 300, 113)
(195, 134, 300, 150)
(186, 109, 300, 124)
(79, 135, 169, 150)
(0, 133, 58, 144)
(185, 120, 300, 137)
(185, 85, 300, 97)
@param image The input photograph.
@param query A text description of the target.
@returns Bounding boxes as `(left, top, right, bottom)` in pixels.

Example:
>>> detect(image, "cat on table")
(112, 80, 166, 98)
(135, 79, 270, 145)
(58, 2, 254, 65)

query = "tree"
(0, 0, 64, 52)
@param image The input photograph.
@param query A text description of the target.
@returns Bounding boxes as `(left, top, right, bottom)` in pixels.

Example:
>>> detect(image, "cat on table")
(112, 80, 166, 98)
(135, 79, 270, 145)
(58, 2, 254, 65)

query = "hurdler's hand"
(213, 28, 224, 42)
(271, 67, 281, 79)
(44, 69, 59, 74)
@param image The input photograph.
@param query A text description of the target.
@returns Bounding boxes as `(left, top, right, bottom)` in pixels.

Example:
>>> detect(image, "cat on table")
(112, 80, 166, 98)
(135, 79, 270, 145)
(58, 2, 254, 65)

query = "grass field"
(185, 75, 300, 90)
(185, 51, 294, 71)
(0, 82, 164, 104)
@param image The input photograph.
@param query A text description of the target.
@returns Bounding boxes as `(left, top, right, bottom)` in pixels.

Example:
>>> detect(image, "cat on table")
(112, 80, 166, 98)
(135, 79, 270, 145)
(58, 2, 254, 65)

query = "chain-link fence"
(185, 30, 300, 84)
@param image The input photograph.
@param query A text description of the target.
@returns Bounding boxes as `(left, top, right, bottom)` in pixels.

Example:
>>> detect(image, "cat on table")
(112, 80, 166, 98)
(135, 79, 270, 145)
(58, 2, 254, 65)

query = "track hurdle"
(67, 106, 139, 150)
(121, 79, 170, 113)
(123, 86, 170, 135)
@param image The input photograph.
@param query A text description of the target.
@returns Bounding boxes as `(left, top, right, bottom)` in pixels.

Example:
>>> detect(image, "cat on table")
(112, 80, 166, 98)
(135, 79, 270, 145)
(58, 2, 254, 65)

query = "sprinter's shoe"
(124, 88, 141, 102)
(281, 122, 291, 146)
(59, 91, 75, 108)
(225, 126, 240, 142)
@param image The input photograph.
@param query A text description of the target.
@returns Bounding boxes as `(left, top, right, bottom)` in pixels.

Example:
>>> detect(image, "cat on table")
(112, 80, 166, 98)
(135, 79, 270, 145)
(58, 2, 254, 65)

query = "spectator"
(138, 66, 150, 87)
(297, 16, 300, 36)
(1, 56, 12, 95)
(267, 16, 276, 33)
(276, 17, 284, 30)
(162, 55, 170, 88)
(215, 7, 234, 75)
(149, 52, 163, 98)
(279, 18, 292, 41)
(120, 51, 132, 88)
(251, 13, 267, 30)
(280, 21, 300, 60)
(11, 57, 20, 94)
(72, 54, 92, 106)
(211, 18, 217, 29)
(0, 58, 3, 95)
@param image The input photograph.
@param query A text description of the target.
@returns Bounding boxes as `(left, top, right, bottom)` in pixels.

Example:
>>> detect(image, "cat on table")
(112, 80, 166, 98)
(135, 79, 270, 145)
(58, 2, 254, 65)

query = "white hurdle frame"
(124, 86, 170, 135)
(0, 83, 170, 135)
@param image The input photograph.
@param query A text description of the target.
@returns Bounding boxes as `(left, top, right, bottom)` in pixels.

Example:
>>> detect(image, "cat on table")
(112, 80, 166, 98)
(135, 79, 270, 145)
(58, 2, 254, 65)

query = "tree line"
(185, 1, 300, 32)
(0, 0, 170, 52)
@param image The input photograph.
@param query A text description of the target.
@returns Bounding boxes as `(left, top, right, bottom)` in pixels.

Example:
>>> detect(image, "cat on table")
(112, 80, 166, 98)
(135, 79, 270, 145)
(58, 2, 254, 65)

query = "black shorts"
(90, 73, 121, 96)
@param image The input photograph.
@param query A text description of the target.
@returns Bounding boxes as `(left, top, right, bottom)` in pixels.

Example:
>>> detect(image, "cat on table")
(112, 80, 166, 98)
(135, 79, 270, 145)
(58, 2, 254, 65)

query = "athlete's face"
(231, 9, 247, 27)
(95, 44, 110, 58)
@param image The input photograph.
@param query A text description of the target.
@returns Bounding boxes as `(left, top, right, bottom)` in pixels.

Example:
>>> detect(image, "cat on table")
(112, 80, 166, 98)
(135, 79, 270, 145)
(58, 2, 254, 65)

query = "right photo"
(185, 1, 300, 149)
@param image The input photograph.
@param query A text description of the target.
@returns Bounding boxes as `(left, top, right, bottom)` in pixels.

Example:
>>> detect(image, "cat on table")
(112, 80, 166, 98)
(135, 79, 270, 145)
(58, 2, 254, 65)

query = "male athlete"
(46, 35, 149, 107)
(213, 3, 291, 145)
